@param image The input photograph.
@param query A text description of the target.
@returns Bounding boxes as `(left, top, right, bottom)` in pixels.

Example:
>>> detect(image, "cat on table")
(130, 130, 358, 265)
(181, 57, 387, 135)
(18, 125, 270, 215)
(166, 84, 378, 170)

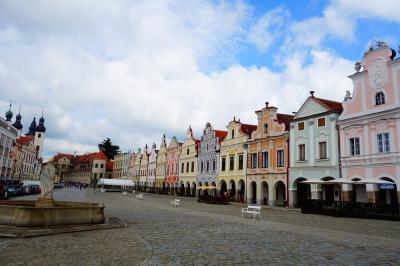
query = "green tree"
(98, 138, 120, 159)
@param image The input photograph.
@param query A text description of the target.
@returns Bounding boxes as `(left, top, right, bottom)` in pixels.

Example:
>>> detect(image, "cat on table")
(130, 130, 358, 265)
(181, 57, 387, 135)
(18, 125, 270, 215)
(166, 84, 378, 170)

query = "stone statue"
(40, 163, 55, 199)
(343, 90, 352, 102)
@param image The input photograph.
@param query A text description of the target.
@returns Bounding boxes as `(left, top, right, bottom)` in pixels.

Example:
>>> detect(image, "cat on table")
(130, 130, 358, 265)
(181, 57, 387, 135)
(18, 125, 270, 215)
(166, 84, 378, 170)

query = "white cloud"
(248, 6, 290, 52)
(0, 1, 356, 160)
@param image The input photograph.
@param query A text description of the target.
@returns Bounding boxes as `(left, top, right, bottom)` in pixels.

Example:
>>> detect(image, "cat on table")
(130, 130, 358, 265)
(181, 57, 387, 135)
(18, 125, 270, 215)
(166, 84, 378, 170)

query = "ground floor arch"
(274, 181, 286, 207)
(249, 181, 257, 204)
(261, 181, 268, 205)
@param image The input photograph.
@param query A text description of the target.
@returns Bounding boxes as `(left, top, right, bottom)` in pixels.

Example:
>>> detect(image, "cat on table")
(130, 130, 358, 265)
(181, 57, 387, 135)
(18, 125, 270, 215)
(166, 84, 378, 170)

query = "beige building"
(132, 149, 142, 186)
(112, 151, 131, 179)
(139, 145, 149, 189)
(0, 113, 18, 180)
(156, 134, 167, 192)
(53, 151, 108, 184)
(13, 136, 40, 181)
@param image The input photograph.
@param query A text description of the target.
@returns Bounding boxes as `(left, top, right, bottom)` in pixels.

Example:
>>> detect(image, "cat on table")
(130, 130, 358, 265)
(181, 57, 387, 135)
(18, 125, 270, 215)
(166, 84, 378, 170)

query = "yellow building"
(217, 118, 256, 202)
(178, 126, 199, 197)
(139, 145, 149, 190)
(132, 149, 142, 187)
(155, 134, 167, 193)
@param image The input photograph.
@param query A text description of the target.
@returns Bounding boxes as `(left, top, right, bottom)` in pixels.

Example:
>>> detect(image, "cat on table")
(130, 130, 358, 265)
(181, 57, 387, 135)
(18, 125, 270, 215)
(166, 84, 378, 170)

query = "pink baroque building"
(338, 42, 400, 204)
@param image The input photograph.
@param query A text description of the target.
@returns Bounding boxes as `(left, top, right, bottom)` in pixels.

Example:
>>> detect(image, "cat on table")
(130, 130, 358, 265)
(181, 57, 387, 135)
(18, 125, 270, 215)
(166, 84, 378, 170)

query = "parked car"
(54, 183, 64, 189)
(5, 187, 17, 197)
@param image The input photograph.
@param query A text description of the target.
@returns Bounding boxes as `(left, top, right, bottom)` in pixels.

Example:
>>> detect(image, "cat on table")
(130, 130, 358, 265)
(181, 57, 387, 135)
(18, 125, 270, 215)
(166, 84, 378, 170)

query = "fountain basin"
(0, 200, 105, 227)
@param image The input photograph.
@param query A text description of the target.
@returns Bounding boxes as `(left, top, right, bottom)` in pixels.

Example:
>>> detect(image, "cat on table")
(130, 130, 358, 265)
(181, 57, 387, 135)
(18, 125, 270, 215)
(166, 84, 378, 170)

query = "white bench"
(241, 205, 261, 221)
(170, 199, 181, 207)
(136, 194, 143, 200)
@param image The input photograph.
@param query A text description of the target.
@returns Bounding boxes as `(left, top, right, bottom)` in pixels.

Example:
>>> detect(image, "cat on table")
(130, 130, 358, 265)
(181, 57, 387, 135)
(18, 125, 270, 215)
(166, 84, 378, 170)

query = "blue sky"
(0, 0, 399, 158)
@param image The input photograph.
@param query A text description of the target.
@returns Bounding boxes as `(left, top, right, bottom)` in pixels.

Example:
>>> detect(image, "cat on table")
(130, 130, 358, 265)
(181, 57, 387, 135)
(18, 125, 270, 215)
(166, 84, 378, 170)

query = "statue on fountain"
(36, 163, 56, 207)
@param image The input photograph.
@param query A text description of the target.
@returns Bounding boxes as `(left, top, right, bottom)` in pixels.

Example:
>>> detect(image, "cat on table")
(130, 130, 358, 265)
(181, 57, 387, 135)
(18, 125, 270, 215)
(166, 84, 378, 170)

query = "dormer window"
(263, 123, 268, 134)
(231, 129, 235, 139)
(375, 92, 385, 105)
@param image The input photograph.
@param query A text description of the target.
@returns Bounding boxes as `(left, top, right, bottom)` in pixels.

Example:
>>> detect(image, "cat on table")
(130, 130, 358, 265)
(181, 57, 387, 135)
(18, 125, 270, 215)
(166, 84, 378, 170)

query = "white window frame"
(349, 137, 360, 156)
(376, 132, 390, 153)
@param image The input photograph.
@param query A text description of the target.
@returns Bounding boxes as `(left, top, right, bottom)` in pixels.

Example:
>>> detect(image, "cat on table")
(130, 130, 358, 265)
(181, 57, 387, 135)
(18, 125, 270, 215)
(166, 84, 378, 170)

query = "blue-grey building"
(196, 122, 227, 191)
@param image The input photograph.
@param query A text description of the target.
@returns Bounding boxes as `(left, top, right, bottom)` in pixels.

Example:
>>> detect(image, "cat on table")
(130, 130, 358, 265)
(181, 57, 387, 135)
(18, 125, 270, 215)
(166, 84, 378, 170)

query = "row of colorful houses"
(126, 44, 400, 207)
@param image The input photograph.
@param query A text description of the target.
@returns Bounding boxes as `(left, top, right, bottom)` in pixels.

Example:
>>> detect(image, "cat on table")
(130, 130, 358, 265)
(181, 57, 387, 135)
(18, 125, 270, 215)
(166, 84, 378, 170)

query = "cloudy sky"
(0, 0, 399, 159)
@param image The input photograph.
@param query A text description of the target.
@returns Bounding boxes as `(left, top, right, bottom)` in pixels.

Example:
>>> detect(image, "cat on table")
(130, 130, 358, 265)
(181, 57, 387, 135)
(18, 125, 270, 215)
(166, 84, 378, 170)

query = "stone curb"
(0, 217, 127, 238)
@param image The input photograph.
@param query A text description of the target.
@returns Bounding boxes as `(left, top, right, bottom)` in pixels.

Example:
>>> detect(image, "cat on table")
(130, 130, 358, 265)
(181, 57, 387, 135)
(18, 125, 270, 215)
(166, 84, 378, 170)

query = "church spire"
(12, 105, 23, 130)
(5, 102, 13, 122)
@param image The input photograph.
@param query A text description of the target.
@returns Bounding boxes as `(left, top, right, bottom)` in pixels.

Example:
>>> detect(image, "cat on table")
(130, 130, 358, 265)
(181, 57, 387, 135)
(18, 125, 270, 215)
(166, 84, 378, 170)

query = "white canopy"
(22, 180, 40, 186)
(354, 178, 395, 184)
(300, 180, 326, 184)
(97, 178, 135, 187)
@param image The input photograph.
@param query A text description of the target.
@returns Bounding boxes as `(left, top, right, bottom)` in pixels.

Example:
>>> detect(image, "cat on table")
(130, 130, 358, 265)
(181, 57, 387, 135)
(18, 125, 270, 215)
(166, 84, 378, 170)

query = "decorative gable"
(294, 98, 329, 119)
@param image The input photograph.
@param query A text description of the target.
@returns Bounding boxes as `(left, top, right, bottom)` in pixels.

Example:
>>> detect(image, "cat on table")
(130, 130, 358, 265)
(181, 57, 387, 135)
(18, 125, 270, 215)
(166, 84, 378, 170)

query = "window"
(262, 152, 268, 168)
(191, 161, 194, 172)
(95, 163, 98, 168)
(318, 118, 325, 127)
(201, 161, 204, 172)
(181, 163, 184, 173)
(377, 133, 390, 153)
(299, 144, 306, 161)
(38, 133, 41, 138)
(186, 162, 189, 173)
(231, 129, 235, 139)
(101, 164, 104, 168)
(319, 142, 327, 159)
(221, 158, 226, 171)
(212, 160, 216, 171)
(375, 92, 385, 105)
(251, 153, 257, 168)
(238, 155, 243, 170)
(298, 122, 304, 130)
(229, 156, 234, 171)
(263, 123, 268, 134)
(349, 137, 360, 156)
(186, 148, 189, 155)
(206, 161, 209, 172)
(277, 150, 284, 167)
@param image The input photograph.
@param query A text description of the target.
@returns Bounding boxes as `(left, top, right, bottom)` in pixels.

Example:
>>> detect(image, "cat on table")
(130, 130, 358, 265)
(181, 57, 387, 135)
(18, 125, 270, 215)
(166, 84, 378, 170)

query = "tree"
(98, 138, 120, 159)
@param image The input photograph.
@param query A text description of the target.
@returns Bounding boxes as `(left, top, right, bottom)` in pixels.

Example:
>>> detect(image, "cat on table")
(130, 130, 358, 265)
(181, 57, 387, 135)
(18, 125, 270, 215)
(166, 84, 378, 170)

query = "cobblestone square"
(1, 188, 399, 265)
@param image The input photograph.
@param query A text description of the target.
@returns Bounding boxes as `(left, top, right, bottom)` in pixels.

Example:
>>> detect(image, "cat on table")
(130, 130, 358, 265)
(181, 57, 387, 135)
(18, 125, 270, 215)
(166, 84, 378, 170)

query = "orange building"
(246, 102, 293, 206)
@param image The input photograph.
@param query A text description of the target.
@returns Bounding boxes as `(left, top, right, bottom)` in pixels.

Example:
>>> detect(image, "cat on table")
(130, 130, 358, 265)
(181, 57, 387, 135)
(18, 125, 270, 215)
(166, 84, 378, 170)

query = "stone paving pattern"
(0, 188, 399, 265)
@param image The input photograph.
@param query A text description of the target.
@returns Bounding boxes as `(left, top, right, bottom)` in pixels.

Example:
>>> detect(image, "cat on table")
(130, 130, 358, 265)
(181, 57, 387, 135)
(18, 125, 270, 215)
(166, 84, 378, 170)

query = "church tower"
(12, 107, 23, 137)
(34, 114, 46, 158)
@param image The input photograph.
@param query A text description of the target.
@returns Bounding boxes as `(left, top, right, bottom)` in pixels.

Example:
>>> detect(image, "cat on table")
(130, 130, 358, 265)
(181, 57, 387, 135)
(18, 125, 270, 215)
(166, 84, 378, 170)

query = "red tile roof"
(53, 153, 74, 161)
(16, 136, 33, 146)
(276, 113, 294, 130)
(240, 123, 257, 136)
(214, 130, 228, 143)
(312, 96, 343, 112)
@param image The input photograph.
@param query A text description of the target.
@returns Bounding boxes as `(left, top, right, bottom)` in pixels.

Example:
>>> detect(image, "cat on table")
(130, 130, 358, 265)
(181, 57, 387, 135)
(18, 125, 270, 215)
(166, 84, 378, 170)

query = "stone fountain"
(0, 164, 116, 237)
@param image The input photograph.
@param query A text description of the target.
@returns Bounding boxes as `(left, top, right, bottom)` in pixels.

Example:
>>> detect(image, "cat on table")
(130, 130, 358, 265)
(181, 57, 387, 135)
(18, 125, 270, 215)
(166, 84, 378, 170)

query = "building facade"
(155, 134, 167, 193)
(13, 136, 40, 181)
(338, 43, 400, 204)
(112, 151, 131, 179)
(128, 152, 137, 180)
(178, 126, 199, 197)
(217, 118, 256, 202)
(247, 103, 293, 206)
(147, 143, 158, 192)
(59, 151, 108, 184)
(132, 149, 142, 187)
(1, 109, 18, 180)
(165, 136, 182, 194)
(139, 145, 149, 190)
(288, 93, 342, 207)
(197, 122, 227, 195)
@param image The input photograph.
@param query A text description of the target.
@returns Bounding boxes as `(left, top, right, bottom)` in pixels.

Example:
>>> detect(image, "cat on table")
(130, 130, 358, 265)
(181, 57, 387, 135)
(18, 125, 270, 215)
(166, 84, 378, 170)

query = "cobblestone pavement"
(1, 188, 399, 265)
